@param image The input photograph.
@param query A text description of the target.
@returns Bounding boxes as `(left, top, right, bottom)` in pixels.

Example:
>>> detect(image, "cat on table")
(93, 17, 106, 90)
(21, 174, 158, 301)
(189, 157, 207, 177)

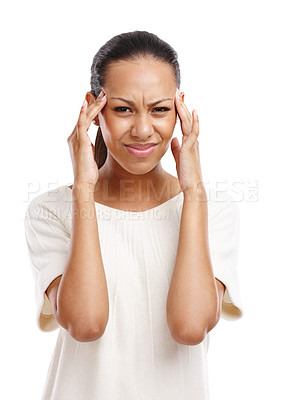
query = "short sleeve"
(24, 194, 71, 332)
(208, 193, 243, 321)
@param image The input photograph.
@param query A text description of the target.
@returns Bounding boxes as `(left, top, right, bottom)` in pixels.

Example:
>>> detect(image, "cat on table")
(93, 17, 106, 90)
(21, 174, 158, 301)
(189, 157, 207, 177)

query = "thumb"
(91, 142, 95, 159)
(171, 137, 180, 164)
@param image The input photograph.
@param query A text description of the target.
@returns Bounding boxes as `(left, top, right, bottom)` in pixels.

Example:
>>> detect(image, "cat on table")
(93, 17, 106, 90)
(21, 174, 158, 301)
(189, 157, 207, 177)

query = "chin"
(123, 161, 161, 176)
(112, 153, 162, 175)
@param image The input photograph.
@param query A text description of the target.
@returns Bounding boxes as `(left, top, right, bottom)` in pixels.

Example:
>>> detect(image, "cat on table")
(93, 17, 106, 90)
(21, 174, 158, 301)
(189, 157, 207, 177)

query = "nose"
(130, 112, 155, 139)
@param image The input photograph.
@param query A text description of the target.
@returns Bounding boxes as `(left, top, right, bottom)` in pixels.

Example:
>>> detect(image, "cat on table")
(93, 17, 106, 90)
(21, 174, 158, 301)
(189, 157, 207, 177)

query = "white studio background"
(1, 0, 280, 399)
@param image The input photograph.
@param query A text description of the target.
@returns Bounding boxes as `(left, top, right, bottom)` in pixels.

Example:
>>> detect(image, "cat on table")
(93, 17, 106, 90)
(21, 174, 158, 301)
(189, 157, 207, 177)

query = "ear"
(85, 91, 100, 126)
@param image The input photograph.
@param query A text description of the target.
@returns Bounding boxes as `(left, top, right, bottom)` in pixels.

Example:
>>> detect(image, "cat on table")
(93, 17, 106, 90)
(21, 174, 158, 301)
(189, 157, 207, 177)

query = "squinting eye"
(114, 107, 131, 112)
(153, 107, 170, 112)
(114, 106, 170, 113)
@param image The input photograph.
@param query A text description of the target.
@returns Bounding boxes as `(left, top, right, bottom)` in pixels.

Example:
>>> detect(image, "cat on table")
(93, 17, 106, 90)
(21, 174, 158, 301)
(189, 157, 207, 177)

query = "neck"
(95, 155, 172, 204)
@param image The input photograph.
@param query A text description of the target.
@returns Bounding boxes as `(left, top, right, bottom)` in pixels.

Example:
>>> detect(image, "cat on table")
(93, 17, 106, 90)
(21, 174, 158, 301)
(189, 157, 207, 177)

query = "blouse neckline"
(65, 185, 183, 214)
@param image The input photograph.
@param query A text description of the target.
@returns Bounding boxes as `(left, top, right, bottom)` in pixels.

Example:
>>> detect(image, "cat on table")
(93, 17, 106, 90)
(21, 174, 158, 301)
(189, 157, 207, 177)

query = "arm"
(166, 186, 225, 346)
(46, 183, 109, 342)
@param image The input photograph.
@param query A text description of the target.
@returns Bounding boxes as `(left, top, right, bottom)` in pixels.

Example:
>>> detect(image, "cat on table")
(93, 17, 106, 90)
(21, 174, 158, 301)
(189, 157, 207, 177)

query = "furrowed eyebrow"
(110, 97, 173, 107)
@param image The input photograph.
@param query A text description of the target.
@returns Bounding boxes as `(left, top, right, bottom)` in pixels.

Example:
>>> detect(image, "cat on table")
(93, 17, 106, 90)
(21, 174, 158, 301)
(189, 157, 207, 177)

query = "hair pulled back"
(90, 30, 181, 169)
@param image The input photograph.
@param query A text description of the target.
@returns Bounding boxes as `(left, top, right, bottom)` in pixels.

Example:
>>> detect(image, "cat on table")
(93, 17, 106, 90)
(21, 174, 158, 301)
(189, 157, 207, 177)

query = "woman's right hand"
(67, 90, 107, 187)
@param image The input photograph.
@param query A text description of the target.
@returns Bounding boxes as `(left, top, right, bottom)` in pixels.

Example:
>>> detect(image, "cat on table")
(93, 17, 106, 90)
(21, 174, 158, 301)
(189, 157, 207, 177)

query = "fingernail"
(97, 90, 107, 101)
(97, 90, 104, 99)
(176, 89, 181, 98)
(194, 109, 198, 119)
(82, 99, 87, 108)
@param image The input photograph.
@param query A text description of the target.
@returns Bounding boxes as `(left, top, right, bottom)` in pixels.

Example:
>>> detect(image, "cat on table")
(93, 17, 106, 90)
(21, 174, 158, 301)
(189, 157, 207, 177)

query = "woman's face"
(96, 58, 178, 175)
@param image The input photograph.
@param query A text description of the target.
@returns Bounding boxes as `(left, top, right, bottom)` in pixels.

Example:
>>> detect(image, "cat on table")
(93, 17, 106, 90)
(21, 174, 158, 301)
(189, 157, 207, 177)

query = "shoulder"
(176, 183, 239, 220)
(25, 185, 71, 222)
(205, 185, 239, 220)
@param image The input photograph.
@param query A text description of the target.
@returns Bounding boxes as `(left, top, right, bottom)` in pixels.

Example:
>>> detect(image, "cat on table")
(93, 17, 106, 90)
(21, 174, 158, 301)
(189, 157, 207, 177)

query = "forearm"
(57, 182, 109, 338)
(166, 184, 219, 345)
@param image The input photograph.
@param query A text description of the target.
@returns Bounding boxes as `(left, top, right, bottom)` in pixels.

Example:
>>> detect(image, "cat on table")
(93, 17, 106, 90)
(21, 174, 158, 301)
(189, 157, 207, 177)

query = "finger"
(76, 99, 88, 140)
(170, 137, 180, 164)
(175, 91, 192, 120)
(175, 93, 192, 136)
(67, 100, 87, 143)
(85, 89, 107, 114)
(67, 124, 78, 143)
(91, 142, 95, 160)
(85, 95, 107, 131)
(186, 110, 200, 148)
(180, 99, 192, 121)
(190, 109, 200, 138)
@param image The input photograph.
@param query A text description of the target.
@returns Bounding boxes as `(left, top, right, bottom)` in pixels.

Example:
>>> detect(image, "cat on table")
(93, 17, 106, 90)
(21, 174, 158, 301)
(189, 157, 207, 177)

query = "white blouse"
(24, 184, 243, 400)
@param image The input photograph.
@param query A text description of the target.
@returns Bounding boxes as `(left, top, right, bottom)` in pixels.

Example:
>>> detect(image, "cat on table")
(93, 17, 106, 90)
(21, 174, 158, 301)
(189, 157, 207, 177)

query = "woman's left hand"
(171, 89, 205, 196)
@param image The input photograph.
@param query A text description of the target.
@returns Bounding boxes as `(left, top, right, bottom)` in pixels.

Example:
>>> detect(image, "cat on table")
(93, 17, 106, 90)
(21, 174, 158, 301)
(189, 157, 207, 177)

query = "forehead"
(104, 59, 176, 94)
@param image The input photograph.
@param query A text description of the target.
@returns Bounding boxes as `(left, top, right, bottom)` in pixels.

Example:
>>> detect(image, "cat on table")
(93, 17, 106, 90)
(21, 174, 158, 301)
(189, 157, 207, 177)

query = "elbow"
(55, 301, 109, 343)
(69, 321, 108, 343)
(171, 324, 208, 346)
(171, 312, 221, 345)
(56, 309, 108, 343)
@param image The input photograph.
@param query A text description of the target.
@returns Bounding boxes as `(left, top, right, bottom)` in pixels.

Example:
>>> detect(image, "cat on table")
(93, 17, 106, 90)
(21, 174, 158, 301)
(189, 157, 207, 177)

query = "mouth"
(124, 143, 158, 149)
(124, 143, 158, 158)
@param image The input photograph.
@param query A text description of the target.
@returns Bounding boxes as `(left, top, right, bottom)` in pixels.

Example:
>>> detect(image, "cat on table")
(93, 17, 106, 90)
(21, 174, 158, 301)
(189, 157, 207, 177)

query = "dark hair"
(90, 30, 181, 169)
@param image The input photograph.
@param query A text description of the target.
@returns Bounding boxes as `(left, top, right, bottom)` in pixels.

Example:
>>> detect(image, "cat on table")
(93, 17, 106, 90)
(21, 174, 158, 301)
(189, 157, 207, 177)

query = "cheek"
(157, 115, 177, 137)
(98, 112, 123, 148)
(100, 110, 128, 132)
(100, 109, 176, 139)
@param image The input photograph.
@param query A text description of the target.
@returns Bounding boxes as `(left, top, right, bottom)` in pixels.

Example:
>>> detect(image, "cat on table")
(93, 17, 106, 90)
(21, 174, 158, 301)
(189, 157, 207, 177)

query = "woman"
(24, 30, 243, 399)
